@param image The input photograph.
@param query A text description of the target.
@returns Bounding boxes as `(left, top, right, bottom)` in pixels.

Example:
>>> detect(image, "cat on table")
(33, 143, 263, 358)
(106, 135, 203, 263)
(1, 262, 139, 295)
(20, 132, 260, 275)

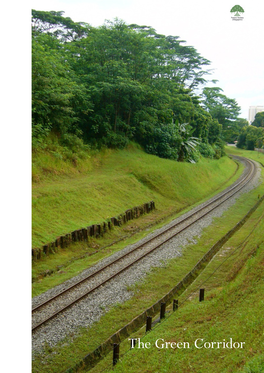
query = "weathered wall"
(32, 201, 155, 261)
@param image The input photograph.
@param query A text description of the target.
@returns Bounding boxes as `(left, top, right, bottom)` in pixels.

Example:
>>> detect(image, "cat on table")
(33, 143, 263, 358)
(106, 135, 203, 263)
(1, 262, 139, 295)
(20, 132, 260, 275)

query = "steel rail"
(32, 156, 250, 313)
(32, 156, 256, 332)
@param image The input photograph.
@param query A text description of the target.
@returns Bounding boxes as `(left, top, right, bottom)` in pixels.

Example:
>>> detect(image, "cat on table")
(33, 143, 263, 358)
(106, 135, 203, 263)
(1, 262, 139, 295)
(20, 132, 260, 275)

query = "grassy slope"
(32, 145, 238, 248)
(32, 145, 241, 296)
(109, 206, 264, 373)
(88, 147, 264, 373)
(32, 146, 264, 373)
(226, 146, 264, 164)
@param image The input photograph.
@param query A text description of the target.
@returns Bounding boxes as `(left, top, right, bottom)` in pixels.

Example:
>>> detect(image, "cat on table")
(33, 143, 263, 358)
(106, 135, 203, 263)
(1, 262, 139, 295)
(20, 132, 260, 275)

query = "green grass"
(32, 144, 239, 249)
(32, 145, 243, 297)
(32, 146, 264, 373)
(226, 145, 264, 165)
(104, 206, 264, 373)
(87, 161, 264, 373)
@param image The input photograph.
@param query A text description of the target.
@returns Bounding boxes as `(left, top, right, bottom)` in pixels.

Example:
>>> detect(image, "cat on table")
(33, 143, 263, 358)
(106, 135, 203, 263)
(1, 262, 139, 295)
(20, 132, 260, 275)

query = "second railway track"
(32, 156, 257, 333)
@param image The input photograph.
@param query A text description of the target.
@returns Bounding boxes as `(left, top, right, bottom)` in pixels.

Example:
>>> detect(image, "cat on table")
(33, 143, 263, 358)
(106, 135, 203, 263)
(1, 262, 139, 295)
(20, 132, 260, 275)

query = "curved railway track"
(32, 156, 257, 332)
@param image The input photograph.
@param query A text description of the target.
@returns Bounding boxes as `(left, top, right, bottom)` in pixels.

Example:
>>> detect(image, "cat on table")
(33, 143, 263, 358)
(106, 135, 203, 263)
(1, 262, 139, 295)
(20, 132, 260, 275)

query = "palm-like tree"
(177, 123, 200, 162)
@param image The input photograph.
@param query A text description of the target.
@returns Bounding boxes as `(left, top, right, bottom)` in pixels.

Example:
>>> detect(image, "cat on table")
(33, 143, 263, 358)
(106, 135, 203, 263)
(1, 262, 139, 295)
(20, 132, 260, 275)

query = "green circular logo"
(230, 5, 245, 17)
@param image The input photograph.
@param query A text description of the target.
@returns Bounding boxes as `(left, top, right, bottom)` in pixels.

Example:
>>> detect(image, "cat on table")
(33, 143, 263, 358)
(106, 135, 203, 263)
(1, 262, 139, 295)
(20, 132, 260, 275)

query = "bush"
(102, 132, 129, 149)
(60, 133, 90, 153)
(212, 139, 226, 159)
(198, 142, 215, 158)
(145, 142, 179, 160)
(187, 148, 200, 163)
(32, 123, 51, 151)
(142, 123, 180, 160)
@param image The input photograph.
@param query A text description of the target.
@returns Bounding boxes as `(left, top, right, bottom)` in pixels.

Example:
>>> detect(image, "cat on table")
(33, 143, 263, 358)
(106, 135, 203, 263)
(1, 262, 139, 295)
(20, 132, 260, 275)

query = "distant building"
(248, 106, 264, 124)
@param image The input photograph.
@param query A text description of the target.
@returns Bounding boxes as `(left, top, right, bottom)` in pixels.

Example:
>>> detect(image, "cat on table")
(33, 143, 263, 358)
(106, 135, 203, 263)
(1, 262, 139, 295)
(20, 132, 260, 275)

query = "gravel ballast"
(32, 158, 261, 355)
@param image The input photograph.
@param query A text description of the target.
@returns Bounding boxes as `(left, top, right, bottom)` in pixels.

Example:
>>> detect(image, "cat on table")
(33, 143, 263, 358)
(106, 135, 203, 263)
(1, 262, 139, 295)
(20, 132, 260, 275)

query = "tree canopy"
(32, 10, 242, 162)
(236, 125, 264, 150)
(201, 87, 242, 143)
(251, 112, 264, 128)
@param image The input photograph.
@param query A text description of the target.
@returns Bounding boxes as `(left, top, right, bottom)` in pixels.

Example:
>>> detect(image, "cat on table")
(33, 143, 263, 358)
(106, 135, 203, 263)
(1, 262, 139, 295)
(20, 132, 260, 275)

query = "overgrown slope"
(32, 144, 239, 248)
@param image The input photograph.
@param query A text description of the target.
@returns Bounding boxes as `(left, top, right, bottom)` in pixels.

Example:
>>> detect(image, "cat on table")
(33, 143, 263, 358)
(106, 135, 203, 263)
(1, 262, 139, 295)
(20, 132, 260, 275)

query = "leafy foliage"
(32, 10, 89, 41)
(32, 34, 90, 135)
(32, 10, 238, 162)
(223, 118, 248, 143)
(198, 142, 216, 159)
(251, 112, 264, 128)
(202, 87, 243, 143)
(177, 123, 200, 162)
(237, 125, 264, 150)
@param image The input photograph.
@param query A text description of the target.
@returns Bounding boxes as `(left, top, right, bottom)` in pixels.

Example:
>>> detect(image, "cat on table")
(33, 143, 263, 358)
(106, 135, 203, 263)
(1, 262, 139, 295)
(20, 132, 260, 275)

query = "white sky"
(29, 0, 264, 119)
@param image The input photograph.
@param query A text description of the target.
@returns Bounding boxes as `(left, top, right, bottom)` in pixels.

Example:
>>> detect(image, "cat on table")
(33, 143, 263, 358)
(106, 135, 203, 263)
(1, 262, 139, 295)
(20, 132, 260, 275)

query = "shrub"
(212, 139, 226, 159)
(102, 132, 129, 149)
(187, 148, 200, 163)
(198, 142, 215, 158)
(32, 123, 51, 151)
(142, 123, 179, 160)
(60, 133, 90, 153)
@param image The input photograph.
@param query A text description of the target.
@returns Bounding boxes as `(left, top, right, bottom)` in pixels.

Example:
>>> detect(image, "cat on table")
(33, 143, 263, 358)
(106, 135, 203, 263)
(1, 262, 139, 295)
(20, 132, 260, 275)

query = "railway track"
(32, 156, 257, 333)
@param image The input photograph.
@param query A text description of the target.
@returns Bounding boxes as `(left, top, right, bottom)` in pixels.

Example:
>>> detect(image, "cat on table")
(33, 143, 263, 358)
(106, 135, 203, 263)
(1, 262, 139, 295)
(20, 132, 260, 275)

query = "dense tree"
(32, 34, 76, 133)
(32, 33, 91, 136)
(237, 125, 264, 150)
(201, 87, 241, 142)
(32, 10, 235, 162)
(251, 112, 264, 128)
(223, 118, 248, 143)
(202, 87, 240, 123)
(32, 10, 89, 41)
(207, 118, 222, 144)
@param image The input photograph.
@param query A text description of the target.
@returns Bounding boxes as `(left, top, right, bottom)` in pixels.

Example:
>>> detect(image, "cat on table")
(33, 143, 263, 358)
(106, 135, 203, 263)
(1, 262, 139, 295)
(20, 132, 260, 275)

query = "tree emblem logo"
(230, 5, 244, 20)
